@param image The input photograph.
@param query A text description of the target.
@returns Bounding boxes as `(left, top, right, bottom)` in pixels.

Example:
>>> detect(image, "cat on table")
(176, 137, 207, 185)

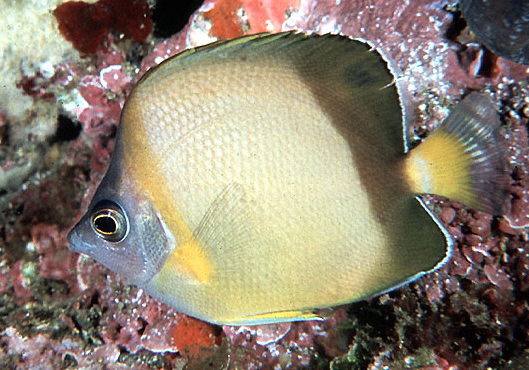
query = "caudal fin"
(404, 92, 509, 215)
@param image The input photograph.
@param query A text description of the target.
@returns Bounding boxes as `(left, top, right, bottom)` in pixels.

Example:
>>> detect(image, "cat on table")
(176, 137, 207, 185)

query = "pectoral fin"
(167, 183, 258, 283)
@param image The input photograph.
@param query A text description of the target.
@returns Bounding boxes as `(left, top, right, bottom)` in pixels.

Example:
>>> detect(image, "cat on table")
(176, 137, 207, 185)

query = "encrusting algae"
(67, 32, 508, 325)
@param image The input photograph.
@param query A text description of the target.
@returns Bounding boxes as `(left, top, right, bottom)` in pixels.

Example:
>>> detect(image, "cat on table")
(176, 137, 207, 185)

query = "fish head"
(67, 139, 173, 286)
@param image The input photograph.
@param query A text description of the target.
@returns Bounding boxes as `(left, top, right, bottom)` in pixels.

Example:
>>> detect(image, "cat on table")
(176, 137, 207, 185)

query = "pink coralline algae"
(2, 0, 529, 368)
(202, 0, 301, 39)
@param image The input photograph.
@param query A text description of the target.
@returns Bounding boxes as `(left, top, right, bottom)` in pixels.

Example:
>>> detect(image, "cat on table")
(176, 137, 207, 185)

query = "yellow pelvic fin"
(236, 311, 322, 325)
(404, 92, 508, 215)
(168, 238, 213, 283)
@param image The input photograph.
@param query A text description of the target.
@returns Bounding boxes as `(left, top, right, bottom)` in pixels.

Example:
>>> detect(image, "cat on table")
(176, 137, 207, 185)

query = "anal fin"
(371, 197, 452, 297)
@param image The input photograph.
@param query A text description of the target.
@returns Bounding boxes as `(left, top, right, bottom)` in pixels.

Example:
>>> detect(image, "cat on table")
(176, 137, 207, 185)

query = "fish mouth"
(66, 227, 93, 255)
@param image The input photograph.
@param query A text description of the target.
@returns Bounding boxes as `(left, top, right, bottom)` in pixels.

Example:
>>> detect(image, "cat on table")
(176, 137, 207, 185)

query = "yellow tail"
(404, 92, 508, 215)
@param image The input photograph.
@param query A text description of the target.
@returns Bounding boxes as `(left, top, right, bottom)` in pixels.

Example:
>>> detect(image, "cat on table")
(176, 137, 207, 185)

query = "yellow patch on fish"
(166, 238, 213, 283)
(68, 32, 508, 325)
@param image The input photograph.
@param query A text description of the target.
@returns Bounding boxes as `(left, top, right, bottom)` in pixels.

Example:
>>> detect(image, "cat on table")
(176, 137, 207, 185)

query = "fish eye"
(90, 201, 128, 242)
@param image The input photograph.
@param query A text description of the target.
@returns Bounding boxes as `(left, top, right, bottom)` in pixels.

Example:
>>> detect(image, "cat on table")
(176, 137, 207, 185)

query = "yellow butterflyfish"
(68, 32, 507, 325)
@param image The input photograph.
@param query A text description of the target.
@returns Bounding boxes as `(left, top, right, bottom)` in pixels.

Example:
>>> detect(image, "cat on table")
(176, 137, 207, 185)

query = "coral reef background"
(1, 0, 528, 368)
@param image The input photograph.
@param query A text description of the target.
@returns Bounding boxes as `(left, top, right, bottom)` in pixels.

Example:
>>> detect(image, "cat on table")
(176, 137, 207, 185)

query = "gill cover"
(67, 137, 174, 285)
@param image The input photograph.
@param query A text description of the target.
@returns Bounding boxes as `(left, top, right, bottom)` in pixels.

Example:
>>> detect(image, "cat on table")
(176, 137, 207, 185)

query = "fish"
(460, 0, 529, 65)
(68, 32, 507, 325)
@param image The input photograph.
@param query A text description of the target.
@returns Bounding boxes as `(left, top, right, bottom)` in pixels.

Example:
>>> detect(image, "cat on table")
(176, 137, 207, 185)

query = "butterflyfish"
(68, 32, 507, 325)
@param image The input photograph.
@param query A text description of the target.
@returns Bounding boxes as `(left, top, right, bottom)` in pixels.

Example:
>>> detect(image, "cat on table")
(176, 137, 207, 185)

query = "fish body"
(68, 32, 506, 325)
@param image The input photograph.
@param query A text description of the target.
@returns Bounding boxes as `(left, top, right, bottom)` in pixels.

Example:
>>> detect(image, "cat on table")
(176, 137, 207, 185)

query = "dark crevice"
(137, 318, 148, 336)
(0, 119, 8, 146)
(475, 47, 498, 79)
(51, 115, 82, 144)
(444, 9, 467, 42)
(152, 0, 203, 38)
(89, 291, 100, 307)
